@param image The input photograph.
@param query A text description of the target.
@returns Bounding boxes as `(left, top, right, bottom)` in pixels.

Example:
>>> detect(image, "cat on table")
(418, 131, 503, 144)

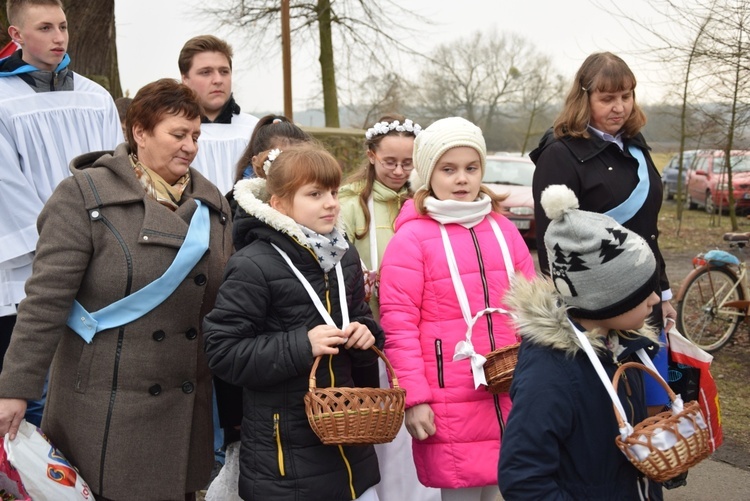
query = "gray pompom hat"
(541, 185, 658, 320)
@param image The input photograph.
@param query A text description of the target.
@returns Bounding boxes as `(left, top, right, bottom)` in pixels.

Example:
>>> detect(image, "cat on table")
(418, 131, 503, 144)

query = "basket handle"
(308, 346, 400, 392)
(611, 361, 678, 427)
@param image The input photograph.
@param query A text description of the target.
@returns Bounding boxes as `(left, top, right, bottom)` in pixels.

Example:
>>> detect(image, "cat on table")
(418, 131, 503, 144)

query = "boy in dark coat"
(499, 185, 662, 500)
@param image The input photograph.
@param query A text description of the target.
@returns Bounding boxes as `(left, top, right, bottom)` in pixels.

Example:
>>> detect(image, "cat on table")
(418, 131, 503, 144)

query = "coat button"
(152, 330, 166, 341)
(149, 384, 162, 396)
(185, 328, 198, 340)
(651, 234, 656, 240)
(182, 381, 195, 394)
(194, 274, 207, 286)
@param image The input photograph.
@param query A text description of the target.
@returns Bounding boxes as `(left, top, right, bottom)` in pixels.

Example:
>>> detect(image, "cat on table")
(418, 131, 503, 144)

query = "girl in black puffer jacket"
(204, 145, 383, 501)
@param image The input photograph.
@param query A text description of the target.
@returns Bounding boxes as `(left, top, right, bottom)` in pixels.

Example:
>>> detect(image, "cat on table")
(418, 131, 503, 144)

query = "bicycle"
(675, 232, 750, 352)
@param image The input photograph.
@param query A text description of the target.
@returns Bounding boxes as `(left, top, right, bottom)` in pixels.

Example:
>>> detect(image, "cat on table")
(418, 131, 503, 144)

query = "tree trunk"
(63, 0, 121, 98)
(316, 0, 339, 127)
(0, 0, 10, 47)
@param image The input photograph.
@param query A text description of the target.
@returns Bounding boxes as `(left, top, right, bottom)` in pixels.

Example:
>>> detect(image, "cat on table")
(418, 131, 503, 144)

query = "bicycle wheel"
(677, 266, 745, 352)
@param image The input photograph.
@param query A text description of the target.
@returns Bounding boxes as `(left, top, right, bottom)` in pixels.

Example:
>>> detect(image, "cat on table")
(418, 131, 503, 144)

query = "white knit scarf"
(423, 193, 492, 228)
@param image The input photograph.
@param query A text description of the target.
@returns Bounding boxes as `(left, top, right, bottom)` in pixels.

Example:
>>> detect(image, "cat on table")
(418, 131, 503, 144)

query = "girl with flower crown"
(378, 117, 536, 501)
(203, 145, 384, 501)
(339, 114, 440, 501)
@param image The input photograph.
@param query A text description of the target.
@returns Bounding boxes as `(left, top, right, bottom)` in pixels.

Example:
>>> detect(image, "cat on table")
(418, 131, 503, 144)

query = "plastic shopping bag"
(0, 439, 31, 501)
(667, 327, 723, 452)
(3, 420, 94, 500)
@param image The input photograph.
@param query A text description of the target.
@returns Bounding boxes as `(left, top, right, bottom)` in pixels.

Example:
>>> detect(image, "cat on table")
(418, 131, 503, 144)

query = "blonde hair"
(553, 52, 647, 139)
(7, 0, 63, 26)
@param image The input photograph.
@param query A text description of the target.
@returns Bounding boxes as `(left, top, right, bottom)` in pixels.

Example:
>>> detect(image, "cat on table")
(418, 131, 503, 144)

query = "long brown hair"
(553, 52, 647, 139)
(344, 113, 417, 239)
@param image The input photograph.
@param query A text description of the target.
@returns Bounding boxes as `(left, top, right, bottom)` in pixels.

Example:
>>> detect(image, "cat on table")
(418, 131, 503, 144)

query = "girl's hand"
(662, 300, 677, 330)
(343, 321, 375, 350)
(308, 325, 347, 357)
(405, 403, 436, 440)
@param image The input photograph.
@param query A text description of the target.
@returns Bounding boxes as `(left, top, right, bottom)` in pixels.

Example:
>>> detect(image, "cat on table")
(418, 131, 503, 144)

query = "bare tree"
(516, 57, 564, 154)
(0, 1, 10, 48)
(417, 30, 561, 150)
(203, 0, 427, 128)
(697, 1, 750, 229)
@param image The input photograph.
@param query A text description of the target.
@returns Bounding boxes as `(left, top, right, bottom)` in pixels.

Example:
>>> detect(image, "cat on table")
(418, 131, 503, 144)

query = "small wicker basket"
(304, 346, 405, 445)
(612, 362, 712, 482)
(483, 342, 520, 394)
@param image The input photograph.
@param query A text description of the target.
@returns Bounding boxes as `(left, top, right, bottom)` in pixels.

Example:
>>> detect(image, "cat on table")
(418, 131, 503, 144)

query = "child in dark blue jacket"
(499, 185, 661, 500)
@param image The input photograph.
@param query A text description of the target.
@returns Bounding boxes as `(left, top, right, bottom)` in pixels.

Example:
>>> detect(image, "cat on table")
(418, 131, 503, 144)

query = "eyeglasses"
(374, 154, 414, 172)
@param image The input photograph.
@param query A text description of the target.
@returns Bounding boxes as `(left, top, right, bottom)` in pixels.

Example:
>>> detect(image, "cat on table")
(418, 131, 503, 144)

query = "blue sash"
(66, 200, 210, 343)
(604, 145, 650, 224)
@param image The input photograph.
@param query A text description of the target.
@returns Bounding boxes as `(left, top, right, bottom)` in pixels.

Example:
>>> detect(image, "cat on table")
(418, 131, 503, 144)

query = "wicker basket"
(304, 346, 405, 445)
(483, 342, 520, 394)
(612, 362, 712, 482)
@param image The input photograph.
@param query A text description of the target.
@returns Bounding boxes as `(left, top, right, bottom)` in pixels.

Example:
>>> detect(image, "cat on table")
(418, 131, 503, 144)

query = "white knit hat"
(410, 117, 486, 191)
(541, 185, 658, 320)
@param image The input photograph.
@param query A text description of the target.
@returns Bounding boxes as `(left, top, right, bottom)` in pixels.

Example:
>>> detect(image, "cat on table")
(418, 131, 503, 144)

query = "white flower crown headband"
(263, 148, 282, 176)
(365, 119, 422, 140)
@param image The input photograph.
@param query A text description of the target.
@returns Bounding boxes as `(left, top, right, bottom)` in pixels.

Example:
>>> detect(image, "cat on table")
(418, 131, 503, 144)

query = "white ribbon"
(442, 216, 517, 389)
(271, 243, 349, 329)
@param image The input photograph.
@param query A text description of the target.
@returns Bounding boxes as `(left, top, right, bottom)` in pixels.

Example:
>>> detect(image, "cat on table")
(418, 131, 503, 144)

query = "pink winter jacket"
(379, 200, 536, 489)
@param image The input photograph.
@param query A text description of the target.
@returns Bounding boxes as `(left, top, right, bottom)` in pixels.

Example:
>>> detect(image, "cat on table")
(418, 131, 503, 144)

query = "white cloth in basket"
(205, 441, 242, 501)
(629, 410, 708, 462)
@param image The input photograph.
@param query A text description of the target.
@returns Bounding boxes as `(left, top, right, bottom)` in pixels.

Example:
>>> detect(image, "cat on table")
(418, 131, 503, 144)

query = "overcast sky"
(115, 0, 672, 118)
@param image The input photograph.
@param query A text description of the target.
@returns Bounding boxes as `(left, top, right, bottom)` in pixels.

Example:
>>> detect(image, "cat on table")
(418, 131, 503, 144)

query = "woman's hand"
(405, 403, 436, 440)
(308, 325, 347, 357)
(0, 398, 27, 440)
(662, 300, 677, 330)
(343, 321, 375, 350)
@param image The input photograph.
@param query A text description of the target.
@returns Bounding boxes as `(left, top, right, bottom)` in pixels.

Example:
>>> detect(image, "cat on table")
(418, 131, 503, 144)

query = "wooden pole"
(281, 0, 293, 120)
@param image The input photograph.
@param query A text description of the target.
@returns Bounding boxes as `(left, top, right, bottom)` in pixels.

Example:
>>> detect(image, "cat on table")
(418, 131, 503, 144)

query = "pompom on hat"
(541, 185, 659, 320)
(410, 117, 486, 191)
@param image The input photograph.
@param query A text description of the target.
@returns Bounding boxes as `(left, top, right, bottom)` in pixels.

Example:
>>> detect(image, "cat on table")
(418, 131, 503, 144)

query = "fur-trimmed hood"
(505, 276, 659, 357)
(233, 177, 308, 243)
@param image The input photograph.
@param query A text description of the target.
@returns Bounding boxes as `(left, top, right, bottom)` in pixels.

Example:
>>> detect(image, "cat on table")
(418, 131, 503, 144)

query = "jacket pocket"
(273, 413, 286, 477)
(435, 339, 445, 388)
(75, 340, 96, 394)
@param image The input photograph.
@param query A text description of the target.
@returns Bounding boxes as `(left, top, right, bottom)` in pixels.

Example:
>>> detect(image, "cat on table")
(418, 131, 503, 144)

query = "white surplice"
(0, 73, 123, 309)
(191, 113, 259, 194)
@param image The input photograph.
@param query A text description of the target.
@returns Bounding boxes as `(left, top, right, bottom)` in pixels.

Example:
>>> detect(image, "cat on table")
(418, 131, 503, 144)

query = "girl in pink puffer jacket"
(379, 117, 536, 501)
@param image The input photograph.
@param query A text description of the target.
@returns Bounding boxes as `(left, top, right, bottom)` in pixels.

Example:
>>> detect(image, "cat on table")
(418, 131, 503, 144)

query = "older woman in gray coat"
(0, 79, 233, 501)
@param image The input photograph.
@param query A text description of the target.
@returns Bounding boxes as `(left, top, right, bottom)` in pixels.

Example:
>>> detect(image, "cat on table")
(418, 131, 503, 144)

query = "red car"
(482, 155, 536, 246)
(686, 150, 750, 214)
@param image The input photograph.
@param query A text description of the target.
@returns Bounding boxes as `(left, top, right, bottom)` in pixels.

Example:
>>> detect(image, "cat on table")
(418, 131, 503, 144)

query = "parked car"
(662, 150, 699, 200)
(482, 155, 536, 246)
(686, 150, 750, 213)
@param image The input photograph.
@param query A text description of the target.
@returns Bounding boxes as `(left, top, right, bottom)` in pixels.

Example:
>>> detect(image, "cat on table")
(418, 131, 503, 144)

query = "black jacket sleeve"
(203, 253, 314, 389)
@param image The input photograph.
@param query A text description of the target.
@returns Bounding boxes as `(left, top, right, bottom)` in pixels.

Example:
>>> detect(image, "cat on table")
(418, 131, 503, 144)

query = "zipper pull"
(622, 372, 633, 397)
(273, 414, 279, 438)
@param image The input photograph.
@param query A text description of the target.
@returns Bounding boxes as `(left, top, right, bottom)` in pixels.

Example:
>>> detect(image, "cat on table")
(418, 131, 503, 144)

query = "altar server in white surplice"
(180, 35, 259, 195)
(0, 0, 123, 370)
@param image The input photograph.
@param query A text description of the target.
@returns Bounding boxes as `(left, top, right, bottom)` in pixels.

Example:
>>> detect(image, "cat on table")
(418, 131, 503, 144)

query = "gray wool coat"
(0, 143, 233, 500)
